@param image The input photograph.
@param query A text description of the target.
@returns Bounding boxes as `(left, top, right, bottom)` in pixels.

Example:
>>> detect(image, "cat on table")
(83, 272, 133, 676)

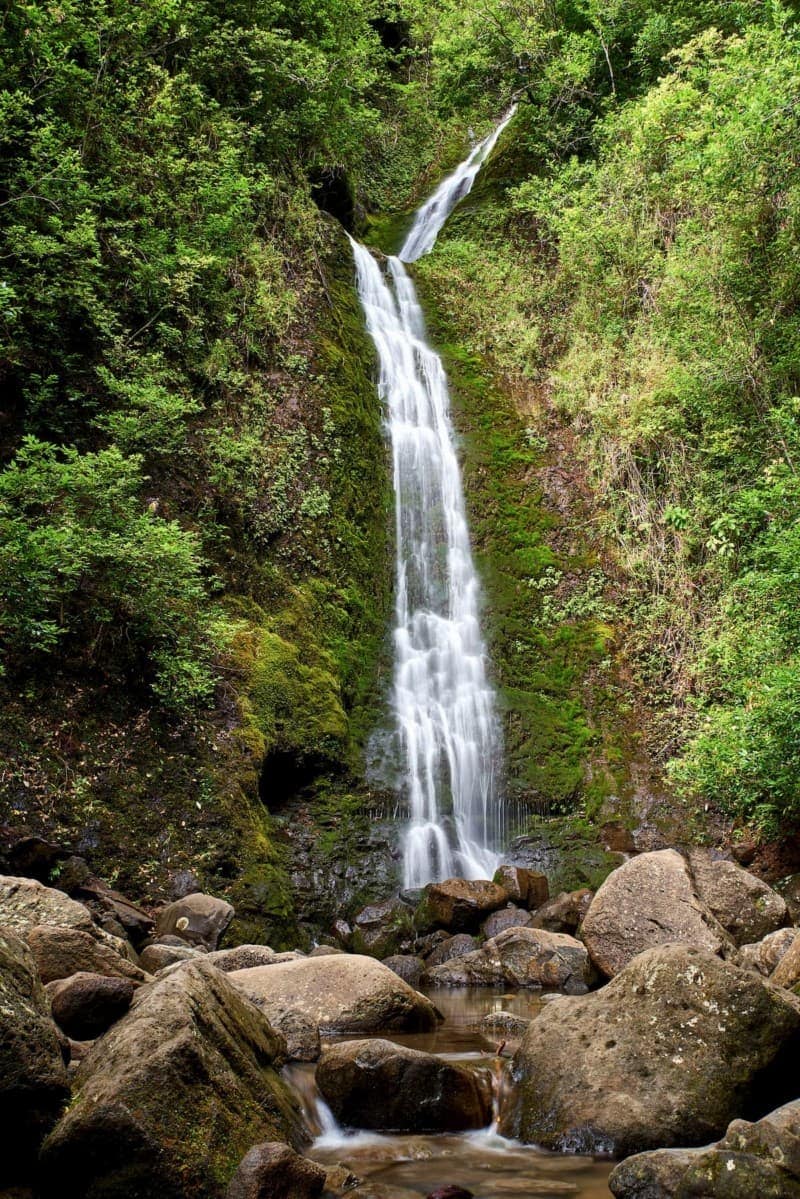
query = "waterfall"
(352, 111, 514, 889)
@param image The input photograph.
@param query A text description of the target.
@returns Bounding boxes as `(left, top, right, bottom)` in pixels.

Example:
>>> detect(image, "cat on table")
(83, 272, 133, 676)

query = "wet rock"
(476, 1011, 531, 1054)
(207, 946, 302, 972)
(27, 924, 146, 984)
(422, 933, 478, 967)
(39, 960, 308, 1199)
(382, 954, 425, 987)
(609, 1100, 800, 1197)
(47, 972, 136, 1041)
(426, 927, 594, 992)
(155, 891, 234, 951)
(481, 905, 532, 939)
(139, 941, 205, 973)
(500, 944, 800, 1156)
(580, 850, 731, 977)
(316, 1039, 492, 1133)
(229, 953, 440, 1038)
(736, 927, 800, 976)
(414, 879, 509, 934)
(225, 1142, 326, 1199)
(687, 849, 788, 947)
(493, 866, 549, 909)
(269, 1009, 321, 1062)
(323, 1162, 362, 1194)
(528, 888, 592, 935)
(770, 935, 800, 989)
(0, 929, 70, 1182)
(351, 897, 413, 959)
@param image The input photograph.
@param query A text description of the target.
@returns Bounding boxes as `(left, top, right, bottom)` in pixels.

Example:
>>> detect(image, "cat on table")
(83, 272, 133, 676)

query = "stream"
(288, 989, 613, 1198)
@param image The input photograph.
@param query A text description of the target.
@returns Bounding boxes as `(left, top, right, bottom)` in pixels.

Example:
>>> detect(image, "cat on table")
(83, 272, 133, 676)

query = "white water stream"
(351, 110, 516, 889)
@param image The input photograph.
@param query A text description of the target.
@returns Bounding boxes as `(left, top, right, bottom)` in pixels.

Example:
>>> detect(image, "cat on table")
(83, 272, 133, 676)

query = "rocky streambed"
(5, 844, 800, 1197)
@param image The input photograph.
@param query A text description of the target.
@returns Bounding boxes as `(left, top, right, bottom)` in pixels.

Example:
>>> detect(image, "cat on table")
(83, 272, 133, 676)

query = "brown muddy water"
(288, 988, 614, 1199)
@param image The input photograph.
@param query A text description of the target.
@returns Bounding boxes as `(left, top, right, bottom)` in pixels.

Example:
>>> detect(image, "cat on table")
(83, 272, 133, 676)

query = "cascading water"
(352, 110, 516, 889)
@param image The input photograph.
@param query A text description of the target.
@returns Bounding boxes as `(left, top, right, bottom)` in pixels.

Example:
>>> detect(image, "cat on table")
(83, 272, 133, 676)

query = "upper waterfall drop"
(352, 110, 514, 889)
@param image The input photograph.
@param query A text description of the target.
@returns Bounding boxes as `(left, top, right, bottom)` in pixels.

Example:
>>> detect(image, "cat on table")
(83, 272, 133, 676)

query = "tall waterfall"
(352, 112, 514, 889)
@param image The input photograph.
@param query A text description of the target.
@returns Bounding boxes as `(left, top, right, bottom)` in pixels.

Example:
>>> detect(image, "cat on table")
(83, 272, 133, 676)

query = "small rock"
(351, 897, 414, 959)
(426, 927, 594, 992)
(331, 919, 352, 948)
(139, 941, 204, 973)
(600, 822, 637, 854)
(737, 928, 800, 976)
(225, 1142, 326, 1199)
(608, 1147, 705, 1196)
(528, 888, 593, 934)
(309, 944, 344, 956)
(27, 925, 146, 984)
(155, 891, 234, 951)
(382, 954, 425, 987)
(324, 1162, 362, 1194)
(414, 878, 509, 934)
(771, 935, 800, 989)
(316, 1039, 492, 1133)
(47, 972, 136, 1041)
(423, 933, 478, 967)
(207, 945, 301, 972)
(481, 905, 532, 939)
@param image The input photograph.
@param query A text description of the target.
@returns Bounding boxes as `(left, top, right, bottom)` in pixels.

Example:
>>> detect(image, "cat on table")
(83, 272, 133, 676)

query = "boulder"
(580, 850, 730, 977)
(476, 1011, 531, 1054)
(47, 972, 136, 1041)
(0, 929, 70, 1182)
(500, 944, 800, 1156)
(609, 1100, 800, 1197)
(39, 960, 308, 1199)
(771, 935, 800, 989)
(423, 933, 479, 968)
(316, 1039, 492, 1133)
(139, 942, 206, 973)
(426, 927, 594, 993)
(207, 946, 302, 972)
(225, 1142, 325, 1199)
(493, 865, 549, 909)
(382, 954, 425, 987)
(737, 928, 800, 977)
(71, 876, 154, 948)
(229, 954, 439, 1038)
(27, 924, 147, 984)
(481, 905, 532, 939)
(155, 892, 234, 951)
(528, 888, 592, 934)
(351, 897, 413, 958)
(687, 849, 788, 947)
(413, 879, 508, 934)
(0, 874, 97, 936)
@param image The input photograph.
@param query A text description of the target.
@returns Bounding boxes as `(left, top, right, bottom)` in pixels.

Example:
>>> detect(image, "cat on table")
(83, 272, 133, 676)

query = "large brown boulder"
(493, 866, 549, 910)
(687, 849, 788, 947)
(580, 850, 730, 977)
(500, 944, 800, 1157)
(0, 929, 69, 1183)
(27, 924, 147, 984)
(229, 953, 439, 1038)
(39, 960, 308, 1199)
(47, 972, 137, 1041)
(316, 1039, 492, 1133)
(423, 934, 479, 968)
(609, 1100, 800, 1197)
(226, 1143, 326, 1199)
(413, 879, 508, 934)
(528, 888, 592, 934)
(155, 892, 234, 951)
(351, 897, 414, 958)
(425, 927, 593, 993)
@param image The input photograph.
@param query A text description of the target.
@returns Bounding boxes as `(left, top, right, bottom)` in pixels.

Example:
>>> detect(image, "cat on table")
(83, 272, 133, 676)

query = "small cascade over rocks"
(351, 111, 515, 889)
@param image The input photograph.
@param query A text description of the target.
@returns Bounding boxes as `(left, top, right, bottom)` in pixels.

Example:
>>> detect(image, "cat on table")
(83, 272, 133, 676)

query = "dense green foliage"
(412, 1, 800, 832)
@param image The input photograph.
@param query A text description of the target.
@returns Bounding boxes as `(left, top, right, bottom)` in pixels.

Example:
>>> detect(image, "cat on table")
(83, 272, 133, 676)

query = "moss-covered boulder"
(500, 945, 800, 1156)
(39, 960, 308, 1199)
